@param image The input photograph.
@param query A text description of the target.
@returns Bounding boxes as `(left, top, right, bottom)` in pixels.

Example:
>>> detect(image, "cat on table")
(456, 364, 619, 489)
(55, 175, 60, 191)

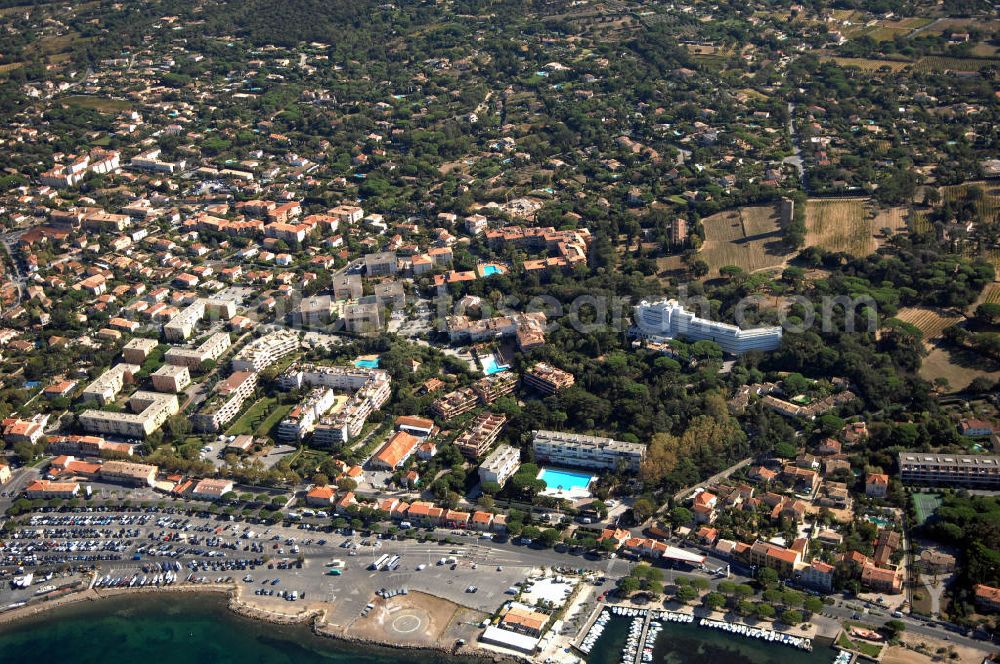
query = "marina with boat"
(571, 604, 851, 664)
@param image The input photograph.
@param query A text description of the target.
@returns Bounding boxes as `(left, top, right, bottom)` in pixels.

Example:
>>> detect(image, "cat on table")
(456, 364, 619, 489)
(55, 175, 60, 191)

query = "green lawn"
(257, 404, 294, 440)
(912, 492, 943, 526)
(225, 397, 275, 436)
(59, 95, 133, 114)
(836, 631, 884, 658)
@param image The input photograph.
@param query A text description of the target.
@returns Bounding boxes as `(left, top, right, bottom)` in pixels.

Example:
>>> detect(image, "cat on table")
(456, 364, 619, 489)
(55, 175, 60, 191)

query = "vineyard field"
(698, 204, 794, 276)
(804, 199, 874, 256)
(895, 306, 964, 347)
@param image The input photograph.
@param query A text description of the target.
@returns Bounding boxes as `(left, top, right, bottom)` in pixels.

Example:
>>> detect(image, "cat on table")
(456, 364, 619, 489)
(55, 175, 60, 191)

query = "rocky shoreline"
(0, 582, 519, 663)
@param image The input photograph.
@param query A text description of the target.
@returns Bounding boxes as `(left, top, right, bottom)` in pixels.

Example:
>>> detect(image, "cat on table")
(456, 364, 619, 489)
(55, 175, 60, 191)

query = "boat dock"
(632, 611, 653, 664)
(572, 602, 606, 652)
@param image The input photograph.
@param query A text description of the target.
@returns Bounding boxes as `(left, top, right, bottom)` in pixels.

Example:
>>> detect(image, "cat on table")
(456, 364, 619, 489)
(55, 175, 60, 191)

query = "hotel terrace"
(446, 312, 547, 351)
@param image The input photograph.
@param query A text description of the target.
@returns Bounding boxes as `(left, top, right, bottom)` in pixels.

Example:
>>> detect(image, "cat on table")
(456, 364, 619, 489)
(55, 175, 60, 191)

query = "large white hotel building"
(532, 430, 646, 473)
(633, 298, 782, 355)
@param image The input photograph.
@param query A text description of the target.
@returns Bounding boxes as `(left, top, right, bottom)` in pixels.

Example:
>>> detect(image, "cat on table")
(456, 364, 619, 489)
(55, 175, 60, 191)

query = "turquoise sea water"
(0, 594, 473, 664)
(538, 467, 594, 491)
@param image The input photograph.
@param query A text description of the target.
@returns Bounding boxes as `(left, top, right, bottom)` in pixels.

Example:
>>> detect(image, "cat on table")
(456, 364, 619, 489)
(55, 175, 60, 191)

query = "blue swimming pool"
(482, 264, 504, 277)
(482, 355, 510, 375)
(865, 515, 893, 528)
(538, 467, 594, 492)
(354, 358, 380, 369)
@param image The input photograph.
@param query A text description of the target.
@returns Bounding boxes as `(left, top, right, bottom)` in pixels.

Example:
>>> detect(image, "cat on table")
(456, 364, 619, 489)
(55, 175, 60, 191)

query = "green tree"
(975, 303, 1000, 323)
(755, 603, 776, 620)
(632, 496, 656, 523)
(540, 528, 562, 548)
(782, 609, 803, 625)
(757, 567, 779, 588)
(703, 592, 726, 610)
(675, 585, 699, 604)
(781, 590, 804, 607)
(803, 596, 824, 614)
(670, 506, 693, 527)
(618, 575, 641, 595)
(884, 620, 906, 640)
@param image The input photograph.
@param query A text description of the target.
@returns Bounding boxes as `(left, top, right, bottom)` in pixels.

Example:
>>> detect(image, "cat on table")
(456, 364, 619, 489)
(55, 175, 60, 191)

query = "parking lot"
(0, 506, 630, 621)
(392, 298, 435, 338)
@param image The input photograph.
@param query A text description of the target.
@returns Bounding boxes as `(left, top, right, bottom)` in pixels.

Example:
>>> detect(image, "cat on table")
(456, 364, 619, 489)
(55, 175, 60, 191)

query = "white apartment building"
(80, 391, 179, 438)
(278, 363, 391, 446)
(164, 331, 232, 368)
(532, 430, 646, 472)
(231, 330, 299, 372)
(277, 387, 337, 442)
(479, 444, 521, 488)
(898, 452, 1000, 489)
(163, 298, 236, 341)
(634, 298, 782, 355)
(82, 364, 140, 405)
(191, 371, 258, 433)
(129, 149, 186, 174)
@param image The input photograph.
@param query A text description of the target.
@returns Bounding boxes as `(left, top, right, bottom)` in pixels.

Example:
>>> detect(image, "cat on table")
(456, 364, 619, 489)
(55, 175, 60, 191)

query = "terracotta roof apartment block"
(371, 431, 421, 470)
(975, 584, 1000, 612)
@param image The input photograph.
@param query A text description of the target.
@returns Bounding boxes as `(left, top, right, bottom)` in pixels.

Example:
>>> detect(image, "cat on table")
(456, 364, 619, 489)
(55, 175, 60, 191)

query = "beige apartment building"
(100, 460, 157, 487)
(122, 338, 159, 364)
(151, 364, 191, 393)
(164, 331, 232, 369)
(82, 363, 140, 405)
(454, 411, 507, 460)
(80, 391, 179, 438)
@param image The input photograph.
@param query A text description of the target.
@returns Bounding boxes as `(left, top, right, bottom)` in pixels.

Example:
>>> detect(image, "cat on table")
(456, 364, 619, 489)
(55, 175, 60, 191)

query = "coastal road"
(818, 601, 992, 652)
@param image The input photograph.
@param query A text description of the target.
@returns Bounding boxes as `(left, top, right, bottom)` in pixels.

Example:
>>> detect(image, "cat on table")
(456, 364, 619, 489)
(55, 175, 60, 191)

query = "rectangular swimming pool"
(537, 467, 594, 492)
(481, 264, 504, 277)
(354, 358, 380, 369)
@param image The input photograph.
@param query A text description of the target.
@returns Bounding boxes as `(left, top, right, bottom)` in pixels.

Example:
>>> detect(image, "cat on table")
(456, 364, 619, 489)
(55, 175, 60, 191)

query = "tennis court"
(912, 492, 942, 525)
